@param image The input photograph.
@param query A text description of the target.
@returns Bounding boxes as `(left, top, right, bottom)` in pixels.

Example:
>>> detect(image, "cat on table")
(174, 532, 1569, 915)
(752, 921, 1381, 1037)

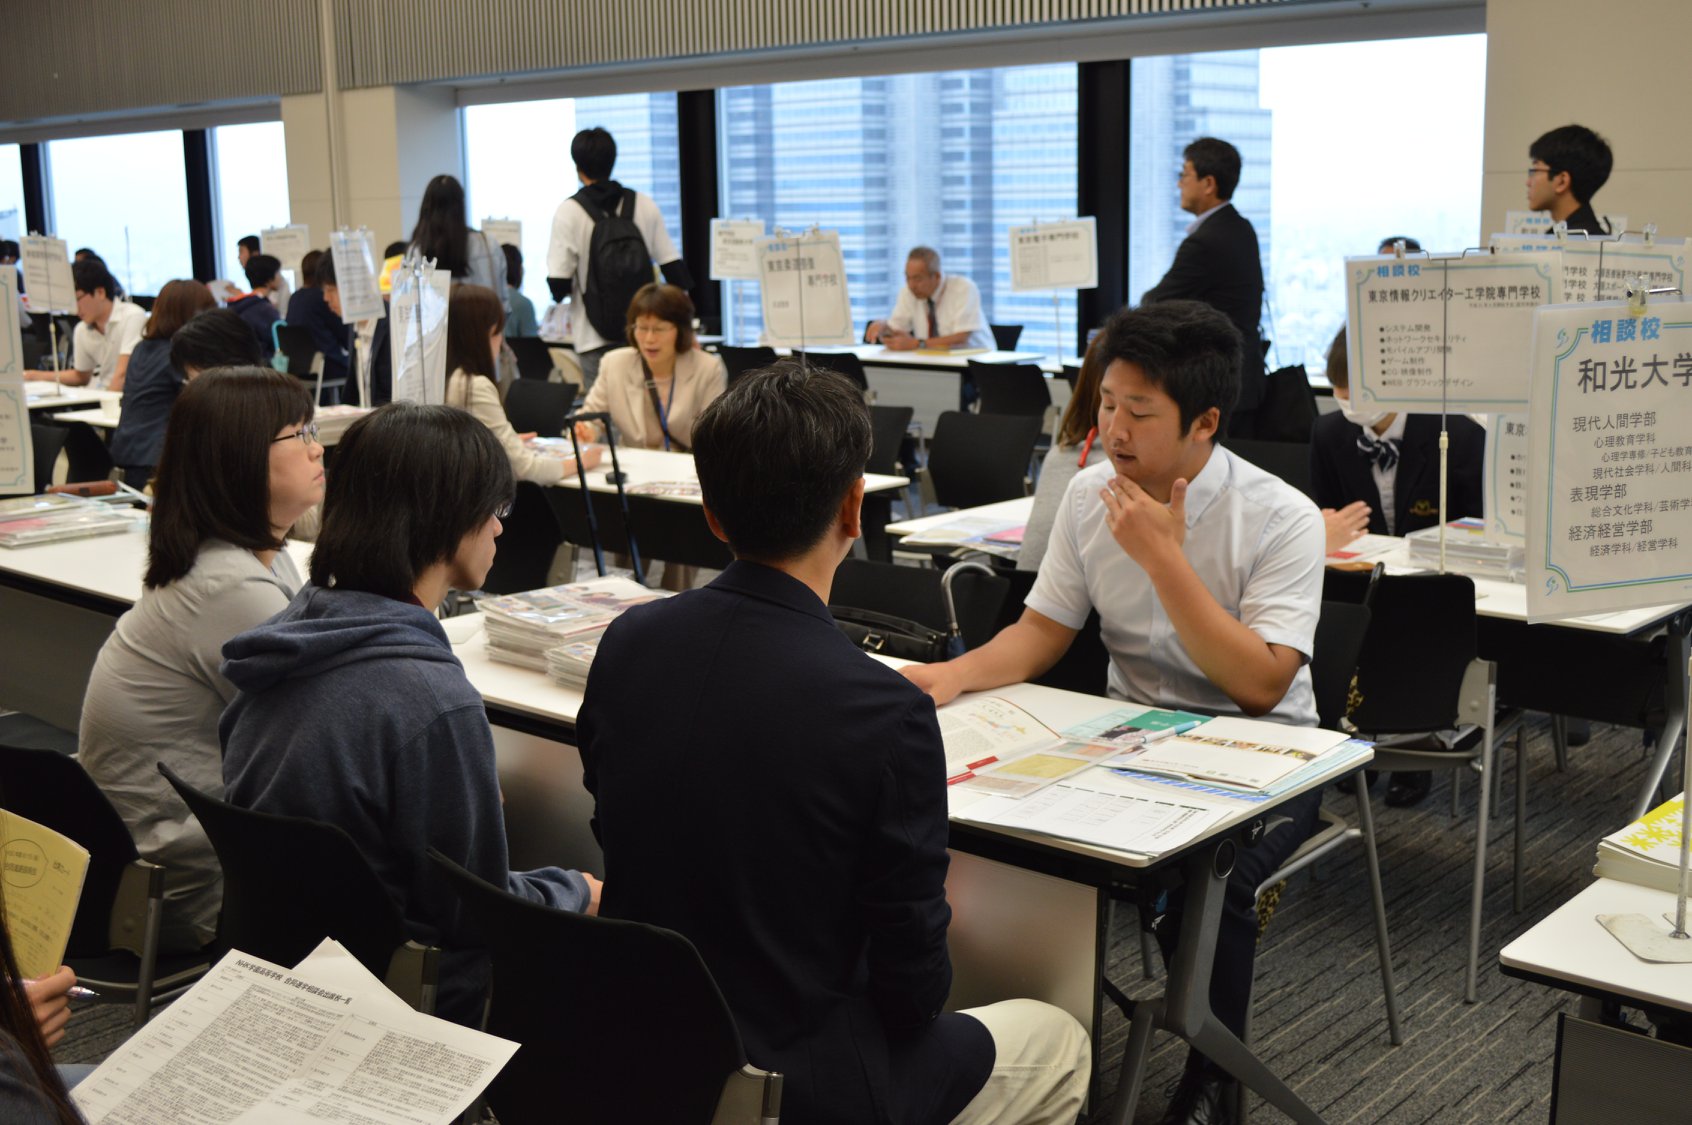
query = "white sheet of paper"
(330, 228, 385, 324)
(964, 773, 1229, 856)
(389, 260, 452, 406)
(73, 940, 517, 1125)
(755, 230, 854, 346)
(0, 265, 30, 494)
(260, 224, 311, 272)
(19, 235, 73, 314)
(1009, 219, 1098, 292)
(482, 219, 522, 250)
(1525, 299, 1692, 620)
(1116, 717, 1350, 792)
(710, 219, 764, 280)
(1484, 413, 1530, 542)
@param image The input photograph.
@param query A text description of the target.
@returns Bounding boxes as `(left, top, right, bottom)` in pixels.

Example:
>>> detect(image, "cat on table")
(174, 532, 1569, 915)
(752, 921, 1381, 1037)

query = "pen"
(69, 986, 99, 1000)
(1141, 720, 1203, 744)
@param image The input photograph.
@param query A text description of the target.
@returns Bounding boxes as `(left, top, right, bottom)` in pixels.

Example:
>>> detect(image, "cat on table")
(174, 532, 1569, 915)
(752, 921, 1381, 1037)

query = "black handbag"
(829, 606, 949, 662)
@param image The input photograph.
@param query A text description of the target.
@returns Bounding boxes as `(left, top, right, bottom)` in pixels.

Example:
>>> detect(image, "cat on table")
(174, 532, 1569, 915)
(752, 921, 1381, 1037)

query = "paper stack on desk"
(899, 514, 1026, 559)
(1594, 792, 1688, 893)
(480, 577, 668, 671)
(0, 496, 145, 548)
(1405, 517, 1523, 577)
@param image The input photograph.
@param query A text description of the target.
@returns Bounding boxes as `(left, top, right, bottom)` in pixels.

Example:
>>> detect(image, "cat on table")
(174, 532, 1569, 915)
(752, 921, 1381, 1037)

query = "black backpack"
(574, 186, 653, 341)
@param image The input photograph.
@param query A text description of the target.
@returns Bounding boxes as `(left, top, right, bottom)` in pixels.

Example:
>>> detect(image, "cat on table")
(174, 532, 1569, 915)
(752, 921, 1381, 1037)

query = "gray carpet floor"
(51, 715, 1671, 1123)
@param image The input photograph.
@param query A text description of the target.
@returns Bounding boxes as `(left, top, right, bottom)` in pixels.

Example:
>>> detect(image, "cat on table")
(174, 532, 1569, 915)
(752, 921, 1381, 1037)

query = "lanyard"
(1077, 427, 1098, 468)
(641, 356, 680, 452)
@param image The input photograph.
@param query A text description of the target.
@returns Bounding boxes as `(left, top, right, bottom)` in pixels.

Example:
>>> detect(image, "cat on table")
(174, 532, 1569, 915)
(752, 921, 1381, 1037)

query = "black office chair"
(0, 746, 210, 1025)
(506, 336, 556, 381)
(1220, 437, 1314, 499)
(830, 557, 1009, 653)
(989, 323, 1023, 351)
(793, 349, 869, 393)
(158, 764, 439, 1013)
(718, 345, 777, 385)
(428, 850, 782, 1125)
(866, 404, 915, 478)
(504, 379, 572, 437)
(480, 482, 564, 595)
(128, 295, 156, 312)
(967, 361, 1052, 419)
(57, 421, 114, 484)
(28, 424, 69, 492)
(921, 411, 1042, 511)
(274, 323, 346, 404)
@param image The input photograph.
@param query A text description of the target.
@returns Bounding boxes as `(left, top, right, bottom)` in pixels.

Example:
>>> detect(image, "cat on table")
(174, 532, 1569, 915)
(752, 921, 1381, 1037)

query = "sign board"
(1525, 299, 1692, 620)
(0, 266, 30, 494)
(754, 230, 854, 347)
(1489, 234, 1687, 305)
(1009, 218, 1098, 292)
(1483, 413, 1530, 542)
(388, 259, 451, 407)
(259, 225, 310, 273)
(1344, 252, 1562, 412)
(1504, 210, 1627, 237)
(482, 219, 522, 250)
(19, 235, 72, 315)
(329, 228, 384, 324)
(710, 220, 765, 281)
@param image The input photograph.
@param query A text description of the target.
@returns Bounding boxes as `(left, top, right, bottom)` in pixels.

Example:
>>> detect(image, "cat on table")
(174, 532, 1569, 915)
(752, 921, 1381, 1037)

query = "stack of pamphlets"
(544, 637, 602, 688)
(1594, 792, 1689, 893)
(1405, 517, 1524, 577)
(479, 577, 667, 672)
(0, 494, 145, 548)
(898, 514, 1026, 559)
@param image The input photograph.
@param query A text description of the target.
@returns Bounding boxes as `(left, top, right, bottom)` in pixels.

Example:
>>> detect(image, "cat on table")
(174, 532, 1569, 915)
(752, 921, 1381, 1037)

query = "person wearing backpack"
(545, 127, 692, 387)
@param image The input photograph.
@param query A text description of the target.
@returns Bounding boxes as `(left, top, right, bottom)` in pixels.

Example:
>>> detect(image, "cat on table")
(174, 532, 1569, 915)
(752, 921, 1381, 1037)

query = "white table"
(25, 385, 118, 413)
(885, 497, 1034, 541)
(552, 446, 906, 503)
(1501, 878, 1692, 1016)
(40, 406, 116, 430)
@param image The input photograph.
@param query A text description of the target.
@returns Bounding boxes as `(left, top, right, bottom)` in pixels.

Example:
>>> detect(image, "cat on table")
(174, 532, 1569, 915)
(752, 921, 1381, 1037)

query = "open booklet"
(0, 809, 90, 980)
(73, 939, 518, 1125)
(897, 513, 1027, 558)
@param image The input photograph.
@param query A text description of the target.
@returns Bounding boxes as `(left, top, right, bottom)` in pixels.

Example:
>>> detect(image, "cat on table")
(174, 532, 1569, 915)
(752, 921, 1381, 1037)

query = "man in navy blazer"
(579, 361, 1088, 1125)
(1141, 137, 1266, 436)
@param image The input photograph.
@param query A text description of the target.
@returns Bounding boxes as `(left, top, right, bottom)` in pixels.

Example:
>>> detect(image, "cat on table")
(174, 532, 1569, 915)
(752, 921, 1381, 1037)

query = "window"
(717, 64, 1079, 355)
(47, 130, 192, 299)
(463, 94, 682, 324)
(0, 144, 23, 245)
(213, 122, 292, 285)
(1128, 35, 1486, 377)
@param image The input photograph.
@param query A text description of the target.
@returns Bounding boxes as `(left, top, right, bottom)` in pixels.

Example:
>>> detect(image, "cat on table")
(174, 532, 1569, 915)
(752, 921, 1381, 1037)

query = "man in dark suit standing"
(1141, 138, 1265, 436)
(579, 360, 1089, 1125)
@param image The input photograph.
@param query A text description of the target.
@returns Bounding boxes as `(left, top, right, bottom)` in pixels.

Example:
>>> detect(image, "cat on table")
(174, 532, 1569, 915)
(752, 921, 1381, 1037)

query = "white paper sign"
(710, 220, 764, 281)
(1489, 234, 1687, 306)
(389, 258, 452, 406)
(1344, 252, 1562, 412)
(0, 266, 31, 495)
(1484, 413, 1530, 542)
(482, 218, 522, 250)
(259, 224, 310, 272)
(1525, 299, 1692, 620)
(19, 235, 73, 314)
(755, 230, 854, 347)
(329, 228, 385, 324)
(1009, 218, 1099, 292)
(1504, 210, 1627, 237)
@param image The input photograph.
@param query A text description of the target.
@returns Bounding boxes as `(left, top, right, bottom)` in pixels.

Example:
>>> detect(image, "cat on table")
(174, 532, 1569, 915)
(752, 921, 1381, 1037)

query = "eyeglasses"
(1527, 166, 1556, 178)
(271, 422, 321, 446)
(493, 500, 514, 520)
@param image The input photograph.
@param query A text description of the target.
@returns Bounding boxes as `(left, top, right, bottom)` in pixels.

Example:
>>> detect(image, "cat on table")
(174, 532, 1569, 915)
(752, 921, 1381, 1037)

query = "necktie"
(1356, 431, 1401, 473)
(926, 298, 938, 340)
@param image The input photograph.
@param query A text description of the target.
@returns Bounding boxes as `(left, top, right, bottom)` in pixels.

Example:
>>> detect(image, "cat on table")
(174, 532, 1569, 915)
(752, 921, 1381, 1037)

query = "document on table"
(938, 696, 1063, 780)
(0, 809, 89, 980)
(1114, 716, 1352, 793)
(899, 513, 1027, 549)
(73, 939, 517, 1125)
(958, 770, 1230, 856)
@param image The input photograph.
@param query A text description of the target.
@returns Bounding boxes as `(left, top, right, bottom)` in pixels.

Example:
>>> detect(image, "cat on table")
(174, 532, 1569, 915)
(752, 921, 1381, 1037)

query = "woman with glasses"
(219, 403, 600, 1026)
(446, 284, 600, 483)
(77, 368, 323, 954)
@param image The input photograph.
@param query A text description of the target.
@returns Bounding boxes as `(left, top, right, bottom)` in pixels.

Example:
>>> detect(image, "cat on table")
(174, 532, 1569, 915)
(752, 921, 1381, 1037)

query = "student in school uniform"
(1527, 124, 1614, 235)
(905, 301, 1322, 1125)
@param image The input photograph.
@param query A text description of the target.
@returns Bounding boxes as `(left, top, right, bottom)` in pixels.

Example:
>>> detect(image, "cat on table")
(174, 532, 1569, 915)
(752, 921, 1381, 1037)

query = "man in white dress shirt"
(23, 258, 147, 390)
(904, 300, 1323, 1125)
(865, 246, 993, 352)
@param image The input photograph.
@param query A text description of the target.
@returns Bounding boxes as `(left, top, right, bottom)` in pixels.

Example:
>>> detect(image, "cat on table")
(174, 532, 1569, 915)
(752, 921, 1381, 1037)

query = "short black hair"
(315, 250, 337, 287)
(1530, 124, 1613, 206)
(1377, 235, 1422, 254)
(237, 235, 261, 254)
(1325, 326, 1349, 392)
(502, 242, 524, 287)
(73, 248, 98, 260)
(1184, 137, 1243, 201)
(244, 254, 282, 289)
(171, 308, 264, 373)
(1098, 301, 1240, 437)
(383, 240, 408, 259)
(311, 402, 514, 601)
(0, 240, 18, 259)
(691, 359, 871, 562)
(71, 258, 117, 301)
(571, 127, 617, 182)
(145, 367, 313, 588)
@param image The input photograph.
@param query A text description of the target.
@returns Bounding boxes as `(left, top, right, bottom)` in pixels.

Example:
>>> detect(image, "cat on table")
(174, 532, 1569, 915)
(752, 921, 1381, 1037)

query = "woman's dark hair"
(624, 283, 696, 352)
(445, 284, 505, 385)
(169, 309, 263, 374)
(408, 174, 471, 278)
(692, 359, 871, 562)
(142, 279, 216, 341)
(1325, 327, 1348, 392)
(1057, 333, 1107, 448)
(145, 367, 314, 588)
(0, 886, 81, 1125)
(1094, 300, 1240, 438)
(311, 402, 514, 601)
(300, 249, 324, 287)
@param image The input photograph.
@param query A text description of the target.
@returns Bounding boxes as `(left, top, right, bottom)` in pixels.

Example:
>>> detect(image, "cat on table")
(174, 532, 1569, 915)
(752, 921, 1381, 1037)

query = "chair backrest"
(157, 764, 412, 978)
(717, 345, 777, 385)
(0, 746, 142, 957)
(59, 421, 114, 484)
(129, 295, 156, 312)
(506, 336, 556, 381)
(479, 481, 564, 594)
(273, 324, 320, 379)
(997, 570, 1110, 696)
(1310, 601, 1372, 732)
(926, 410, 1042, 510)
(504, 379, 571, 437)
(793, 349, 869, 391)
(1220, 437, 1313, 499)
(428, 850, 748, 1125)
(29, 424, 69, 493)
(830, 557, 1008, 651)
(967, 360, 1051, 418)
(1348, 572, 1477, 735)
(866, 404, 914, 477)
(989, 323, 1023, 351)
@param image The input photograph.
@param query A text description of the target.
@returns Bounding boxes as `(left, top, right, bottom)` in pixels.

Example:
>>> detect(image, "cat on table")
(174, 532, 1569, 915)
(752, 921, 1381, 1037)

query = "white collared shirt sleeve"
(112, 302, 146, 358)
(938, 276, 988, 344)
(1237, 500, 1324, 661)
(1023, 466, 1100, 630)
(886, 285, 919, 335)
